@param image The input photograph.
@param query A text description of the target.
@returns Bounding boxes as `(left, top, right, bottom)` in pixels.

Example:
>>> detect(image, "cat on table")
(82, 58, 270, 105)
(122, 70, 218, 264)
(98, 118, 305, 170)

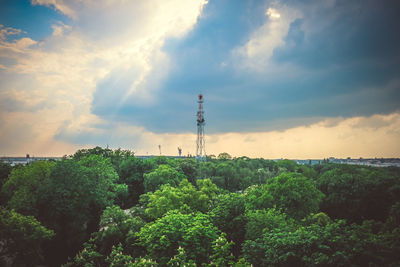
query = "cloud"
(0, 25, 23, 41)
(0, 0, 399, 157)
(232, 3, 302, 71)
(0, 0, 208, 155)
(31, 0, 78, 19)
(203, 112, 400, 159)
(45, 112, 400, 158)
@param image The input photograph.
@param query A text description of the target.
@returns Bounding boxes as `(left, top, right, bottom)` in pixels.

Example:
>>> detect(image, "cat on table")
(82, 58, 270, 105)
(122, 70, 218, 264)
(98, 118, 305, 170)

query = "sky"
(0, 0, 399, 158)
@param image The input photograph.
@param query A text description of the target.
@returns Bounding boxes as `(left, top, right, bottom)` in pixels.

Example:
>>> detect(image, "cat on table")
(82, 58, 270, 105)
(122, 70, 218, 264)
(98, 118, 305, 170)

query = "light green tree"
(265, 172, 325, 219)
(145, 179, 218, 219)
(138, 210, 219, 265)
(143, 164, 186, 192)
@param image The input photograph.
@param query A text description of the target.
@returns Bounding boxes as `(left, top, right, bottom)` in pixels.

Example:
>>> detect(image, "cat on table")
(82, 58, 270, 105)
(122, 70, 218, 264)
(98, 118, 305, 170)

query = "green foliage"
(197, 178, 221, 202)
(265, 172, 325, 219)
(143, 164, 186, 192)
(65, 205, 146, 267)
(1, 160, 55, 216)
(176, 159, 198, 184)
(144, 179, 218, 219)
(167, 247, 196, 266)
(130, 257, 158, 266)
(0, 161, 12, 188)
(305, 212, 331, 226)
(4, 147, 400, 267)
(316, 165, 400, 222)
(384, 201, 400, 231)
(39, 156, 126, 265)
(245, 208, 294, 241)
(214, 162, 241, 191)
(106, 243, 134, 267)
(0, 161, 12, 205)
(0, 207, 54, 266)
(243, 184, 273, 210)
(118, 156, 153, 208)
(277, 159, 298, 172)
(297, 164, 318, 180)
(73, 146, 134, 169)
(138, 210, 219, 265)
(249, 219, 400, 267)
(211, 193, 246, 255)
(209, 233, 235, 267)
(96, 206, 145, 256)
(217, 152, 232, 160)
(63, 241, 103, 267)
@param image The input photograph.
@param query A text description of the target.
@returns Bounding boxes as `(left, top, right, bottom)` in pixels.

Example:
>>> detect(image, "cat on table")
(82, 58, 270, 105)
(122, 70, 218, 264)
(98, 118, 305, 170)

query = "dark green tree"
(0, 207, 54, 266)
(117, 156, 153, 208)
(1, 161, 56, 217)
(211, 193, 246, 256)
(39, 155, 126, 265)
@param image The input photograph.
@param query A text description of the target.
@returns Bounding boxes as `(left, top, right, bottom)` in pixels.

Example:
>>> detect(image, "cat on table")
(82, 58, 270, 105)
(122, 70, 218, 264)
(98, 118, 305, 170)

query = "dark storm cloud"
(91, 0, 400, 134)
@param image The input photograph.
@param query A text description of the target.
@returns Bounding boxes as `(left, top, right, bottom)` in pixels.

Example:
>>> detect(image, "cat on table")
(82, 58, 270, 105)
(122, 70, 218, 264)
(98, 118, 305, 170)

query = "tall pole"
(196, 94, 206, 160)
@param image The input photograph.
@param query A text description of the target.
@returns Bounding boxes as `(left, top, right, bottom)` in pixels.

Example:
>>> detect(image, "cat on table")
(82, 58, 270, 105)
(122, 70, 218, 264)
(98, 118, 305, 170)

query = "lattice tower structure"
(196, 94, 206, 159)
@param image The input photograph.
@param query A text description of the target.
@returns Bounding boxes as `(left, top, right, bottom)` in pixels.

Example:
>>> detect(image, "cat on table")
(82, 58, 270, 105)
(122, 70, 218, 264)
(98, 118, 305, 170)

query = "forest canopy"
(1, 147, 399, 266)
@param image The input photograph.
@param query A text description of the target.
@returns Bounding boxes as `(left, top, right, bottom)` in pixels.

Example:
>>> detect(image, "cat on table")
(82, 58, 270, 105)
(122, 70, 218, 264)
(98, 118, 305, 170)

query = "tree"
(242, 208, 296, 266)
(265, 172, 324, 219)
(0, 161, 12, 205)
(317, 166, 400, 223)
(214, 162, 241, 191)
(243, 185, 273, 211)
(276, 159, 298, 172)
(246, 219, 400, 267)
(144, 179, 218, 219)
(177, 159, 198, 184)
(64, 205, 146, 266)
(118, 156, 153, 208)
(95, 206, 145, 257)
(1, 161, 56, 217)
(143, 164, 186, 192)
(167, 247, 196, 266)
(244, 208, 294, 241)
(209, 233, 235, 266)
(217, 152, 232, 160)
(138, 211, 219, 265)
(0, 161, 12, 189)
(106, 243, 134, 267)
(39, 156, 127, 266)
(0, 207, 54, 266)
(211, 193, 246, 255)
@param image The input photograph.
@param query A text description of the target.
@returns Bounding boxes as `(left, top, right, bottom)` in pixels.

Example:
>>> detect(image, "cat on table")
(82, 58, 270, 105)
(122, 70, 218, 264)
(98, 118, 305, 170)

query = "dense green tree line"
(0, 147, 399, 266)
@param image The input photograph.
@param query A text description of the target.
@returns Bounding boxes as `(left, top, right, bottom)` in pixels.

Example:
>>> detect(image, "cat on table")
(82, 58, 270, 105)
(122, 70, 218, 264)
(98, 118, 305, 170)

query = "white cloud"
(266, 8, 281, 19)
(232, 3, 302, 71)
(31, 0, 78, 19)
(0, 0, 208, 155)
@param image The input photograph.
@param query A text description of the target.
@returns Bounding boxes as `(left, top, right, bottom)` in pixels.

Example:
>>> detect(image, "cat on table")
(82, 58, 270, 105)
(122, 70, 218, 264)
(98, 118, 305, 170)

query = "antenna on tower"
(196, 94, 206, 160)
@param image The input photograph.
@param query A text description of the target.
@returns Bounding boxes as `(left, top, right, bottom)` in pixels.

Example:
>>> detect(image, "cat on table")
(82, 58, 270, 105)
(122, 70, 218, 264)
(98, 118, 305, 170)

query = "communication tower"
(196, 94, 206, 160)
